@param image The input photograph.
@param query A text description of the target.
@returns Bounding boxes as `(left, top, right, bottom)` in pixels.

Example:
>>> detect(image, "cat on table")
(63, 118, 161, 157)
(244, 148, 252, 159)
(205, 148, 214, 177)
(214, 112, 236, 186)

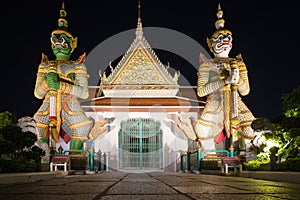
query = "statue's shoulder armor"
(235, 53, 244, 63)
(61, 52, 86, 66)
(41, 53, 50, 66)
(37, 53, 50, 73)
(38, 53, 87, 78)
(40, 53, 57, 72)
(73, 53, 87, 74)
(64, 53, 87, 69)
(199, 53, 209, 64)
(40, 52, 86, 66)
(74, 52, 86, 64)
(234, 54, 247, 72)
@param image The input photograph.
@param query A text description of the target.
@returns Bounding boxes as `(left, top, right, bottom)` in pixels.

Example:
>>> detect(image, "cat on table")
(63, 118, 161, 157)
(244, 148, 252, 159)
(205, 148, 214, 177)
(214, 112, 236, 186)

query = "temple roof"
(100, 4, 179, 98)
(81, 86, 205, 113)
(82, 96, 204, 113)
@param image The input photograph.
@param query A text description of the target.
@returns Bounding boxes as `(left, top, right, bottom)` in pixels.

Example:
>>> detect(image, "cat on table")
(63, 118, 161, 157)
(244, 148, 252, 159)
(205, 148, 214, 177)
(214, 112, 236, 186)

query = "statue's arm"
(59, 64, 89, 99)
(34, 64, 49, 99)
(237, 62, 250, 96)
(197, 64, 225, 97)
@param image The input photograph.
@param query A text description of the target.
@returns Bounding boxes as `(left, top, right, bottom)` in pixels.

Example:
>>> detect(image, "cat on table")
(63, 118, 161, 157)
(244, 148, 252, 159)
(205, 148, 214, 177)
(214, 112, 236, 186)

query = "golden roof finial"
(137, 0, 142, 28)
(62, 1, 65, 10)
(138, 0, 141, 23)
(135, 0, 143, 38)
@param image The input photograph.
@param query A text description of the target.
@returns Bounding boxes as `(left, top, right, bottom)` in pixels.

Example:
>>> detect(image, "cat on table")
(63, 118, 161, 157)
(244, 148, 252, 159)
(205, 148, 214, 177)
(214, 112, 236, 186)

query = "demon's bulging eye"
(215, 34, 225, 43)
(218, 35, 223, 42)
(54, 35, 60, 40)
(59, 34, 70, 43)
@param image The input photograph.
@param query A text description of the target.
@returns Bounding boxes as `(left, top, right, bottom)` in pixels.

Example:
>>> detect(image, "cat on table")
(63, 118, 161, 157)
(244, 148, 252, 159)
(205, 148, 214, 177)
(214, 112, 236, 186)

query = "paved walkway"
(0, 172, 300, 200)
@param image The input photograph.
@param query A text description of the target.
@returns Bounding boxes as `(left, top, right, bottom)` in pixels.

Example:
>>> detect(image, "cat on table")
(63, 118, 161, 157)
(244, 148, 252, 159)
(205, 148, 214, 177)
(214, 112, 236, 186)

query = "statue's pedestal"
(41, 162, 50, 172)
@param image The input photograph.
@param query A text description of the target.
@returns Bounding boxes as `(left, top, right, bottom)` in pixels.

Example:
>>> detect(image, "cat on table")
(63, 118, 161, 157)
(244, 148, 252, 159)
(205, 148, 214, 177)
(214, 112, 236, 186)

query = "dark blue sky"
(1, 0, 299, 121)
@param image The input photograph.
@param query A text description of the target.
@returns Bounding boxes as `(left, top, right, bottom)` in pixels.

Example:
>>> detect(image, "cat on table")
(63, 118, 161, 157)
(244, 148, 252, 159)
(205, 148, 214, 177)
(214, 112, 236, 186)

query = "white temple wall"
(85, 111, 190, 172)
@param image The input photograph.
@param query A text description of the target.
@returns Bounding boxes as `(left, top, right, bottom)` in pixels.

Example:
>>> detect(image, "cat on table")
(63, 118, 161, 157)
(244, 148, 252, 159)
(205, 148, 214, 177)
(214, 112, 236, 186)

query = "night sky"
(1, 0, 299, 121)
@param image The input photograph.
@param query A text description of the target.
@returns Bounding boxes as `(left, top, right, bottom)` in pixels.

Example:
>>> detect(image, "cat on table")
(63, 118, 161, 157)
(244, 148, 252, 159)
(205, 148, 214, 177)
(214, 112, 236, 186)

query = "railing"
(180, 151, 201, 172)
(95, 152, 109, 172)
(180, 149, 238, 172)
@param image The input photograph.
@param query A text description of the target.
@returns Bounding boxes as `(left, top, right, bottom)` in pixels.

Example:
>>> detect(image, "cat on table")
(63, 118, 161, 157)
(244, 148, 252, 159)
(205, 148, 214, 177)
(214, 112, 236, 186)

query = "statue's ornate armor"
(196, 55, 255, 140)
(178, 4, 256, 147)
(34, 53, 92, 142)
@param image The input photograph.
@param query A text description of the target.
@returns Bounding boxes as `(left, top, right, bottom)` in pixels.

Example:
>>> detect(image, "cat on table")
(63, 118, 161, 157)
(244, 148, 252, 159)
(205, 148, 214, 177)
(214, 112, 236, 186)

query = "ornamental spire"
(215, 3, 225, 30)
(135, 0, 143, 38)
(58, 1, 68, 30)
(138, 0, 141, 25)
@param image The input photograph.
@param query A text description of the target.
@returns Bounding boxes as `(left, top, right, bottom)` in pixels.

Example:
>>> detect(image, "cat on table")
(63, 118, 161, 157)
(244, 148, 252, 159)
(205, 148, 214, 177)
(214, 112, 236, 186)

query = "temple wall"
(85, 111, 192, 172)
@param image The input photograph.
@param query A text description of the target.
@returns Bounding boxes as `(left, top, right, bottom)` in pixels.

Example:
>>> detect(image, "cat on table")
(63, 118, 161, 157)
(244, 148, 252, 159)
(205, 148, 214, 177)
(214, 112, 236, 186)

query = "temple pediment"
(110, 46, 174, 85)
(100, 14, 179, 98)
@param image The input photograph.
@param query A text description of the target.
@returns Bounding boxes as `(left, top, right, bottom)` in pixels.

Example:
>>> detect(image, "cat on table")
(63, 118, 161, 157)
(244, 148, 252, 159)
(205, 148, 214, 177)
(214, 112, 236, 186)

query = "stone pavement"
(0, 171, 300, 200)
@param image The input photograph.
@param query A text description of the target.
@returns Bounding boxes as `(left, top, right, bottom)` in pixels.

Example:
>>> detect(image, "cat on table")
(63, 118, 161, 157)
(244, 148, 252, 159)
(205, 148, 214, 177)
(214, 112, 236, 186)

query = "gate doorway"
(119, 118, 163, 170)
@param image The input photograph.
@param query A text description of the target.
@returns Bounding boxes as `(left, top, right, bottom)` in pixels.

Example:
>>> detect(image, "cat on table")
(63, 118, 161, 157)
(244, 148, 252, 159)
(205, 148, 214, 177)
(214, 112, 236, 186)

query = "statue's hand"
(220, 68, 230, 80)
(226, 68, 239, 84)
(46, 72, 60, 89)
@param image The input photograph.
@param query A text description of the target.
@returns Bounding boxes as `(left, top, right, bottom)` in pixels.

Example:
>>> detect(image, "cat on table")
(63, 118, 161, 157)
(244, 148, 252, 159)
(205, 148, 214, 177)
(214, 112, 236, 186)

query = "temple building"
(29, 1, 256, 173)
(81, 6, 205, 172)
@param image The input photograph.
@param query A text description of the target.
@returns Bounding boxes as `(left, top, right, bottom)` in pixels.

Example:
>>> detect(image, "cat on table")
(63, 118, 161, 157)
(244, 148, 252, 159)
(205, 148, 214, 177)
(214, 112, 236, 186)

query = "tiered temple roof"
(83, 2, 205, 113)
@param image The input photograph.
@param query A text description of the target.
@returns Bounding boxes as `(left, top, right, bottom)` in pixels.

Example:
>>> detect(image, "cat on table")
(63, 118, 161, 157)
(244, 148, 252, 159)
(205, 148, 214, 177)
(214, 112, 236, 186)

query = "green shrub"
(244, 160, 261, 171)
(283, 157, 300, 171)
(0, 159, 41, 173)
(257, 152, 270, 163)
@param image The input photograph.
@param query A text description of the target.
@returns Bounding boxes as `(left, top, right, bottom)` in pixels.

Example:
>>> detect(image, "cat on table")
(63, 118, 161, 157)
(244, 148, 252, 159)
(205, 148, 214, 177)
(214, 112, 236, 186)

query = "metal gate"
(119, 118, 163, 170)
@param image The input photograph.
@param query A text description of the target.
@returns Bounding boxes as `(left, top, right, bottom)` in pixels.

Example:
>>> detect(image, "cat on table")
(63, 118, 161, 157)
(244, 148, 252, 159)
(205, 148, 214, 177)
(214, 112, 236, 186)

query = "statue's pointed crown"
(211, 3, 232, 37)
(51, 2, 72, 37)
(215, 3, 225, 30)
(207, 3, 232, 51)
(51, 2, 77, 52)
(58, 2, 68, 31)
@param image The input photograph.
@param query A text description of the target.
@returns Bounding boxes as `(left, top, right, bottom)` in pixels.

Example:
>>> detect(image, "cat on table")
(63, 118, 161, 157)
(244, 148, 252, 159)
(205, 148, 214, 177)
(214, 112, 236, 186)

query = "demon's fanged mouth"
(51, 37, 66, 48)
(216, 40, 232, 48)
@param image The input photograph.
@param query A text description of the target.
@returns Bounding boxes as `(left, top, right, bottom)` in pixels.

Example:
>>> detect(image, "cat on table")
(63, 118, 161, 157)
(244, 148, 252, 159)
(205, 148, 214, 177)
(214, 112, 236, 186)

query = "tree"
(251, 117, 273, 132)
(281, 86, 300, 158)
(0, 111, 16, 129)
(282, 85, 300, 118)
(0, 111, 45, 173)
(245, 86, 300, 171)
(265, 86, 300, 170)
